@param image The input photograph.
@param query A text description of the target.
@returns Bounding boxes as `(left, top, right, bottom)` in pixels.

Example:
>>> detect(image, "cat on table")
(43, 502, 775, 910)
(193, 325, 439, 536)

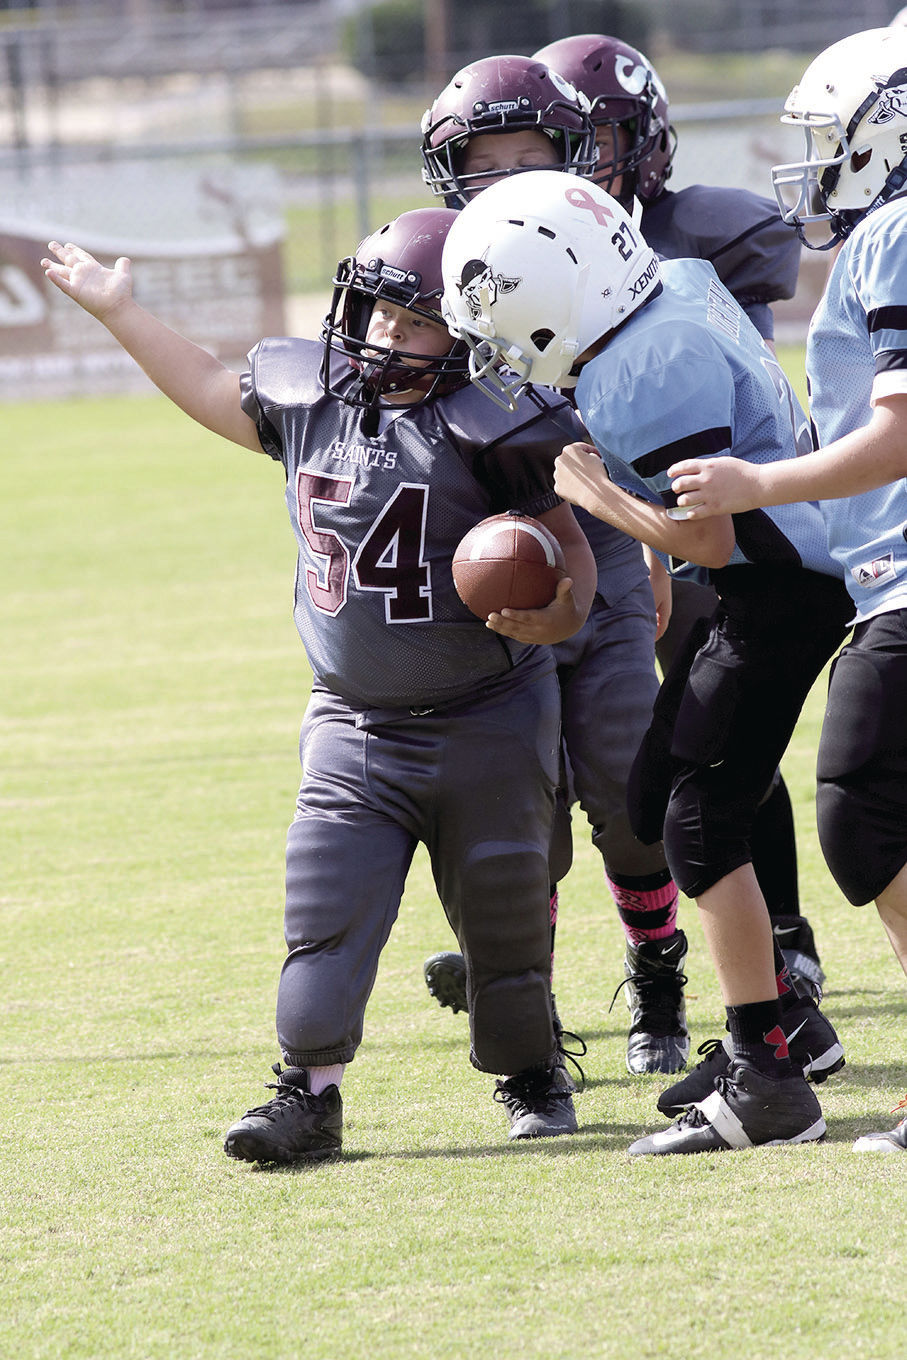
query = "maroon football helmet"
(533, 34, 675, 204)
(321, 208, 469, 415)
(420, 54, 597, 208)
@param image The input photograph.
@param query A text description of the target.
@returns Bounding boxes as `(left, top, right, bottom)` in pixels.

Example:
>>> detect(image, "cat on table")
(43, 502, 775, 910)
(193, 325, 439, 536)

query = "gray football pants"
(554, 580, 668, 879)
(276, 663, 561, 1075)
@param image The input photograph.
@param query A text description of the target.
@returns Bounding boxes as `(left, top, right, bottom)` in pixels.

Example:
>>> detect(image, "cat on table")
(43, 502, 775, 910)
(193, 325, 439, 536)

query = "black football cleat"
(494, 1062, 578, 1140)
(657, 992, 845, 1119)
(224, 1065, 342, 1165)
(772, 914, 826, 1000)
(423, 951, 468, 1014)
(631, 1058, 825, 1156)
(615, 930, 690, 1075)
(853, 1101, 907, 1152)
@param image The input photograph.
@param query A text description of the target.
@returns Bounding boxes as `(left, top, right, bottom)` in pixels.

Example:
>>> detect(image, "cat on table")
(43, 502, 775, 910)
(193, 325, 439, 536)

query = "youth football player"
(441, 170, 849, 1154)
(667, 26, 907, 1152)
(42, 209, 597, 1160)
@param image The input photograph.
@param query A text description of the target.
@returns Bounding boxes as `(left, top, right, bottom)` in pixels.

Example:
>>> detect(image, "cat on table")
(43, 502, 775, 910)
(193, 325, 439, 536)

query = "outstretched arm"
(554, 440, 735, 569)
(42, 242, 262, 452)
(668, 396, 907, 517)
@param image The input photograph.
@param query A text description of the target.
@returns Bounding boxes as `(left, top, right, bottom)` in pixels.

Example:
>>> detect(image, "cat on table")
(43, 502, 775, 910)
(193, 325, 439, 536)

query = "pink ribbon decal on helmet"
(565, 185, 614, 225)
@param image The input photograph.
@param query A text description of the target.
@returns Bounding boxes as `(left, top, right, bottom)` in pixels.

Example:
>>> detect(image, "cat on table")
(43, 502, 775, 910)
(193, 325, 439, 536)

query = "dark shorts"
(652, 564, 852, 898)
(817, 608, 907, 904)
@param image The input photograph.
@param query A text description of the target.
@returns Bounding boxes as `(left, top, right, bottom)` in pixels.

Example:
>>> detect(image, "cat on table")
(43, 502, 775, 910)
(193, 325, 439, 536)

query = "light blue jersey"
(807, 197, 907, 619)
(575, 257, 838, 585)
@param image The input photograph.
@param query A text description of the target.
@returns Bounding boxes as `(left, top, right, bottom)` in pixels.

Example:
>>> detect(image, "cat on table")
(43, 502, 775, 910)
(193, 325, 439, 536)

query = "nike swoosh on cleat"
(785, 1018, 809, 1045)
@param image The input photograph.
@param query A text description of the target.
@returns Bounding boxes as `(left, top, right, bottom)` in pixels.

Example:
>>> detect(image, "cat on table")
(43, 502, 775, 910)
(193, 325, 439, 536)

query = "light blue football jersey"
(574, 256, 838, 585)
(807, 196, 907, 619)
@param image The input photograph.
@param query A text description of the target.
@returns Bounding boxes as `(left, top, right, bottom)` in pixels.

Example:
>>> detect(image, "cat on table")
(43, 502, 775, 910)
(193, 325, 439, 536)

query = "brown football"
(452, 511, 567, 619)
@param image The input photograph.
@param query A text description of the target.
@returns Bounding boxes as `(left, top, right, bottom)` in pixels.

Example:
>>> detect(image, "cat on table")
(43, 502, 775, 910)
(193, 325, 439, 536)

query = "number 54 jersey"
(241, 336, 580, 711)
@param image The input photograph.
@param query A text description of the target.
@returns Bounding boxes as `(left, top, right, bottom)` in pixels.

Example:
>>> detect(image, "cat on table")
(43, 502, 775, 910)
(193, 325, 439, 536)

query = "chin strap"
(359, 404, 380, 438)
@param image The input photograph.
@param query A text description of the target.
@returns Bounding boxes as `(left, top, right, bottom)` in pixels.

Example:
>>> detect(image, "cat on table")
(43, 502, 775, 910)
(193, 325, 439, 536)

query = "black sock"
(772, 937, 801, 1012)
(726, 999, 794, 1077)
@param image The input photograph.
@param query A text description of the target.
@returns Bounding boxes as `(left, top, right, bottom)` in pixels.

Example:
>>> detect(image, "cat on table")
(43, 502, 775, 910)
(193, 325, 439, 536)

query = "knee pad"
(817, 646, 907, 783)
(817, 646, 907, 904)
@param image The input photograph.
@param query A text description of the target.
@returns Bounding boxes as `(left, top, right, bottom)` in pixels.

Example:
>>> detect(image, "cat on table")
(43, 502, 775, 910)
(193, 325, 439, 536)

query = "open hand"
(42, 241, 134, 321)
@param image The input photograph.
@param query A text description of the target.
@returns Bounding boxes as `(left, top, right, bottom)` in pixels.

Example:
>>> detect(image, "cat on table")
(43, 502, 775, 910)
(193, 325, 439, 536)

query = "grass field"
(3, 380, 905, 1360)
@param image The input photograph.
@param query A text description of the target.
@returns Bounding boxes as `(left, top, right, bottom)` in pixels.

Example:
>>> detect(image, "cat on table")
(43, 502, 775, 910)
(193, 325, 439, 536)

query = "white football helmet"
(440, 169, 660, 411)
(771, 26, 907, 248)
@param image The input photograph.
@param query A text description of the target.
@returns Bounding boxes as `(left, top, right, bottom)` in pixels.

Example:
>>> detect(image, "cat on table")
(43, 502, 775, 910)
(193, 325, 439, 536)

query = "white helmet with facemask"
(771, 26, 907, 248)
(440, 169, 660, 412)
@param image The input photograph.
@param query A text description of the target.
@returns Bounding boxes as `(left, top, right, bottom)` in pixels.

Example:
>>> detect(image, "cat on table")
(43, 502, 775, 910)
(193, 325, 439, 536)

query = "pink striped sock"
(608, 874, 679, 945)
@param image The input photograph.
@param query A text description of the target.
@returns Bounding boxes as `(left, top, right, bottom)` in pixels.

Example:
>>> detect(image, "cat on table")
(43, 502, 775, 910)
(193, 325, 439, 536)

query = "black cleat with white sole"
(631, 1058, 826, 1156)
(656, 992, 845, 1119)
(853, 1111, 907, 1152)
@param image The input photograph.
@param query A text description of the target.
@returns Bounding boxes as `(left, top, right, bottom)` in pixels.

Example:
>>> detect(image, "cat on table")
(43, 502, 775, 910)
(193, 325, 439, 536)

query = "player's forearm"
(763, 417, 907, 503)
(582, 474, 734, 568)
(670, 401, 907, 513)
(100, 297, 260, 450)
(562, 541, 596, 624)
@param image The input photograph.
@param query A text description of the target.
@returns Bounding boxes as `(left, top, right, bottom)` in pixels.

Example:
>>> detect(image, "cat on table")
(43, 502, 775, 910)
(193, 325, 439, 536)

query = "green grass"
(2, 388, 905, 1360)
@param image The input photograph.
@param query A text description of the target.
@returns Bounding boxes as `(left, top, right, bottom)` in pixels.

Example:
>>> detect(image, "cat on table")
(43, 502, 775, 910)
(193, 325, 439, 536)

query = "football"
(452, 511, 567, 619)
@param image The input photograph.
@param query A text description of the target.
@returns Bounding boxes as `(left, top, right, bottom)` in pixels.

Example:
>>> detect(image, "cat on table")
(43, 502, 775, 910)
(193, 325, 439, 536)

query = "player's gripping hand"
(554, 441, 610, 516)
(486, 576, 583, 645)
(41, 242, 133, 322)
(668, 456, 764, 518)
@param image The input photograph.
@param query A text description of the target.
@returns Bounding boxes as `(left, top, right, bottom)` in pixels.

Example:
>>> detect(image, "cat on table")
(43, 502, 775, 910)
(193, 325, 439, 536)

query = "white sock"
(307, 1063, 345, 1095)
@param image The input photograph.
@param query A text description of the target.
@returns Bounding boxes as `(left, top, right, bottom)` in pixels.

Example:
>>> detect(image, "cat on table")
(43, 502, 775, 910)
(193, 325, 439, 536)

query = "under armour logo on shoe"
(764, 1024, 790, 1061)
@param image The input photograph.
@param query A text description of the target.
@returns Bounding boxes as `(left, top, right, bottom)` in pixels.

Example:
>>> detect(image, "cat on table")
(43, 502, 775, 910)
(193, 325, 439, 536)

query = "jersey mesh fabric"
(575, 258, 839, 584)
(807, 198, 907, 619)
(241, 337, 575, 709)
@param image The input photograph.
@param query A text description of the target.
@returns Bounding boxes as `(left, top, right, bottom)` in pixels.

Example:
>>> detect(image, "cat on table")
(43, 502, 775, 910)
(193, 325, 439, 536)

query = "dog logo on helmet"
(456, 259, 521, 321)
(868, 78, 907, 125)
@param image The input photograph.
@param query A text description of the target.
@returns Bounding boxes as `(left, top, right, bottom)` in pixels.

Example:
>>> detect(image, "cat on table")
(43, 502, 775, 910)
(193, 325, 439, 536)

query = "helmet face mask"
(771, 27, 907, 247)
(532, 34, 675, 204)
(321, 209, 470, 413)
(421, 55, 597, 208)
(440, 170, 660, 412)
(770, 111, 850, 245)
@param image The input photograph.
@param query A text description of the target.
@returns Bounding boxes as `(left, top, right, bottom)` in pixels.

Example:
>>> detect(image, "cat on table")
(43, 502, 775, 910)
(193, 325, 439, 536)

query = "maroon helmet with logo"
(533, 34, 675, 204)
(420, 54, 597, 208)
(321, 208, 469, 415)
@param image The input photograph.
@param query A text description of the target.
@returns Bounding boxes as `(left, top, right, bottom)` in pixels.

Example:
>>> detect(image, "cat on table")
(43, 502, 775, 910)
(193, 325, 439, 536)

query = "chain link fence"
(0, 0, 898, 395)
